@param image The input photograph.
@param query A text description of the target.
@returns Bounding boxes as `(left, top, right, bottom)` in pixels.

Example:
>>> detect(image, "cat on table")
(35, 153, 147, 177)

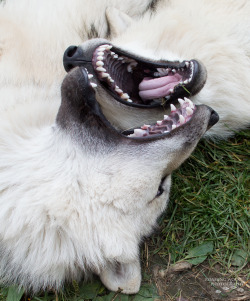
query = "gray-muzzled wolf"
(0, 0, 218, 294)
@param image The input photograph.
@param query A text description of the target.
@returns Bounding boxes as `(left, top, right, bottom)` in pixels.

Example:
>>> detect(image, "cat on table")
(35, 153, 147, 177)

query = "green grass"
(1, 130, 249, 300)
(151, 129, 249, 269)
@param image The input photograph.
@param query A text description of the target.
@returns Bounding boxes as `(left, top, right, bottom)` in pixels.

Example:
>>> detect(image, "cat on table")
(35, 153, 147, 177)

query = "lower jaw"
(122, 97, 196, 138)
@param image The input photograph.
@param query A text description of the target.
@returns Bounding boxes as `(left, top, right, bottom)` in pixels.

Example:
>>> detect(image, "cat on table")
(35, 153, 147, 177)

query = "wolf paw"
(99, 259, 141, 294)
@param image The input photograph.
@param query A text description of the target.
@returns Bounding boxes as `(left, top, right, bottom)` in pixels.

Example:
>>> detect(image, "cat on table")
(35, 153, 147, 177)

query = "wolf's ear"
(106, 7, 133, 37)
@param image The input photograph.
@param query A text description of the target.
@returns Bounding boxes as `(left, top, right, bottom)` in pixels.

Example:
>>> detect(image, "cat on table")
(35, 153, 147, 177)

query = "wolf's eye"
(156, 177, 166, 197)
(156, 185, 164, 197)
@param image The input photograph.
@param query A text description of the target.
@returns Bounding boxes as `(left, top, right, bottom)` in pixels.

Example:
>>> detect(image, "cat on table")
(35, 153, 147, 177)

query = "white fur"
(111, 0, 250, 138)
(0, 0, 219, 294)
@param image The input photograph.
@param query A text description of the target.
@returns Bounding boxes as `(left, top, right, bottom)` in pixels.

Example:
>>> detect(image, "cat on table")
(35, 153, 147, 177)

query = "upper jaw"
(63, 38, 207, 109)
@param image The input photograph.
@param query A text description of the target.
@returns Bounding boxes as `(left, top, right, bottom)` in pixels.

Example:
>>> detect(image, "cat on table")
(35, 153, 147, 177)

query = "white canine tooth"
(106, 45, 112, 50)
(109, 78, 114, 83)
(101, 72, 109, 78)
(178, 98, 184, 106)
(185, 61, 190, 68)
(169, 89, 174, 93)
(98, 47, 106, 52)
(121, 93, 129, 99)
(157, 121, 162, 125)
(127, 99, 133, 103)
(96, 61, 104, 67)
(90, 83, 97, 88)
(134, 129, 146, 137)
(114, 54, 118, 59)
(172, 124, 177, 130)
(96, 67, 106, 72)
(115, 87, 123, 93)
(111, 51, 115, 56)
(186, 107, 193, 116)
(164, 115, 168, 120)
(97, 56, 104, 61)
(190, 103, 195, 109)
(172, 69, 176, 73)
(88, 74, 93, 79)
(183, 80, 189, 84)
(97, 51, 104, 56)
(179, 114, 185, 124)
(170, 104, 177, 112)
(184, 97, 194, 108)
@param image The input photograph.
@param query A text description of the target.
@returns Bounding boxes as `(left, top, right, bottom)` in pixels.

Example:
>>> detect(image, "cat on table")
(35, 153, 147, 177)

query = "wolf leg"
(99, 258, 141, 294)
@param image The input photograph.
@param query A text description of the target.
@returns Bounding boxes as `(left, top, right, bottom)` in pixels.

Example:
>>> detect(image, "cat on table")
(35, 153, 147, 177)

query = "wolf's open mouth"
(59, 66, 218, 142)
(62, 41, 217, 140)
(91, 43, 205, 108)
(82, 66, 197, 139)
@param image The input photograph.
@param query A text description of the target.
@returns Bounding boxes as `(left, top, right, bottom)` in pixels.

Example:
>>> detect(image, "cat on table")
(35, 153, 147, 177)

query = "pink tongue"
(139, 74, 182, 100)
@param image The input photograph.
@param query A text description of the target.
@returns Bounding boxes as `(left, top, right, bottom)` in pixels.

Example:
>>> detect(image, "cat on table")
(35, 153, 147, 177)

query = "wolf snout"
(63, 45, 86, 72)
(207, 109, 219, 130)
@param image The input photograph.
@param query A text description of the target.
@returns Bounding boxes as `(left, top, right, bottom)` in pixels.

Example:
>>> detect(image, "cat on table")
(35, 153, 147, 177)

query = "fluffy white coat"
(0, 0, 228, 295)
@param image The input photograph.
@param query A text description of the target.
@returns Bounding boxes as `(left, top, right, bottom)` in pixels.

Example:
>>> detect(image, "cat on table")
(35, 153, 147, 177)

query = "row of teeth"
(92, 44, 138, 103)
(90, 44, 194, 103)
(129, 97, 195, 137)
(154, 61, 194, 85)
(96, 45, 138, 70)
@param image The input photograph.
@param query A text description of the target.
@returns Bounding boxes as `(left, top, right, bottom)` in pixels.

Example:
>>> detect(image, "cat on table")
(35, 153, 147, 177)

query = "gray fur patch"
(87, 24, 99, 39)
(146, 0, 164, 12)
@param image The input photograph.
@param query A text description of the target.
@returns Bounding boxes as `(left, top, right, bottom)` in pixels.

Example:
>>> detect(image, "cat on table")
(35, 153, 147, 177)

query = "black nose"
(207, 110, 219, 129)
(63, 45, 86, 72)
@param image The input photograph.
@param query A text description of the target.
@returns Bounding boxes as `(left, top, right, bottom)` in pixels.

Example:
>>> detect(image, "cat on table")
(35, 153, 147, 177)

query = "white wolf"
(0, 0, 218, 295)
(87, 0, 249, 139)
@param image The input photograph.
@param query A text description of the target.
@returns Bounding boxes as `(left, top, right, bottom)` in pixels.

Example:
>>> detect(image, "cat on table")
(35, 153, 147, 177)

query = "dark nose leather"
(207, 109, 219, 129)
(63, 45, 87, 72)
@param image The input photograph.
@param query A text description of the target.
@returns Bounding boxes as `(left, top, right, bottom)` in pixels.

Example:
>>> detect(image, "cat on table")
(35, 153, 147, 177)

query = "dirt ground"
(150, 261, 250, 301)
